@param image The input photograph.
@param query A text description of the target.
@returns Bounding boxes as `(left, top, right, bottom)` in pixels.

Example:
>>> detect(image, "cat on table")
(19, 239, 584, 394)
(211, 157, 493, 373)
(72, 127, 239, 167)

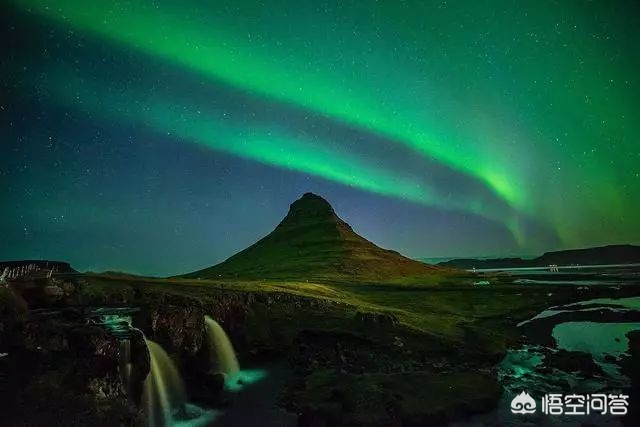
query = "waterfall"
(204, 316, 240, 376)
(144, 339, 187, 427)
(109, 322, 217, 426)
(119, 339, 132, 395)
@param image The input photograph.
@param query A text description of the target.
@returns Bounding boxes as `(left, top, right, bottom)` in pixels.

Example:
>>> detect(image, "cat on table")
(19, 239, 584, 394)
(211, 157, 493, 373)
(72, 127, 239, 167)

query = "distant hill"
(438, 244, 640, 270)
(182, 192, 447, 281)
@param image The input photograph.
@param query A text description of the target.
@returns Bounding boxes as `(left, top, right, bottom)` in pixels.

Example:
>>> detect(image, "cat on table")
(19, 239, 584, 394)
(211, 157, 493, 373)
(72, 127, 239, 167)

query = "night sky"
(2, 0, 639, 276)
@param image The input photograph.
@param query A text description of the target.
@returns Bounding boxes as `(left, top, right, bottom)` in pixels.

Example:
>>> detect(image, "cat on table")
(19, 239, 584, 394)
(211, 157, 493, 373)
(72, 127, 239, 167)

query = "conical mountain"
(184, 193, 446, 281)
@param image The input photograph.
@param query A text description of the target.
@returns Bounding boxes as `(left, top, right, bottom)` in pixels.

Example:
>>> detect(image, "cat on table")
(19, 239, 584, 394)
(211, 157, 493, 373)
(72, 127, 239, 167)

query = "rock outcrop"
(0, 314, 143, 425)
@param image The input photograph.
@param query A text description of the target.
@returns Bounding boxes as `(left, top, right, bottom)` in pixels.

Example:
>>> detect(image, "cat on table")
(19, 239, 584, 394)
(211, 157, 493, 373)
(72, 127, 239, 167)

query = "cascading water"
(204, 316, 240, 376)
(144, 339, 188, 427)
(92, 311, 217, 426)
(119, 339, 132, 395)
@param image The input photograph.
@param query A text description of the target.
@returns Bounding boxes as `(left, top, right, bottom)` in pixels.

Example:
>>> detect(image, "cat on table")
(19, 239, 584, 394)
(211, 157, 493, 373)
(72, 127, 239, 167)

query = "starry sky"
(2, 0, 639, 276)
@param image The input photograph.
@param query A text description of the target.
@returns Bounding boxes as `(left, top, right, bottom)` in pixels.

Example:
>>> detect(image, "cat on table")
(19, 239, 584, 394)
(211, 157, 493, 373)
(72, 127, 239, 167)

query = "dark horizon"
(2, 190, 640, 276)
(1, 221, 639, 277)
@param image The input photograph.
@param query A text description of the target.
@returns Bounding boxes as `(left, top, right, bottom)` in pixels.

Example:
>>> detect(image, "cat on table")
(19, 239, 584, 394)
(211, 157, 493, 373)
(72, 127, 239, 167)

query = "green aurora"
(9, 0, 640, 249)
(37, 68, 523, 230)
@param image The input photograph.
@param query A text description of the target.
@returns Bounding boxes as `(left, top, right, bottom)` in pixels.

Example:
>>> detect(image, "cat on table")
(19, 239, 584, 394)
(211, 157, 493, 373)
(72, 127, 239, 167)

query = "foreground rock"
(619, 330, 640, 426)
(543, 349, 604, 377)
(0, 311, 145, 425)
(289, 370, 500, 426)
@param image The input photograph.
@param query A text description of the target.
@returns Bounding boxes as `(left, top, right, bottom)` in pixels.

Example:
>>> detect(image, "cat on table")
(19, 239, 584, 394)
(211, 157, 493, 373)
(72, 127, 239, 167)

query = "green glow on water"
(173, 404, 221, 427)
(224, 369, 269, 393)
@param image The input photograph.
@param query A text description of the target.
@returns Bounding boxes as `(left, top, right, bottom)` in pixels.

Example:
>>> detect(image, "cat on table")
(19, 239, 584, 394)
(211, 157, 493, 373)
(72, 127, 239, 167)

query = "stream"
(461, 296, 640, 426)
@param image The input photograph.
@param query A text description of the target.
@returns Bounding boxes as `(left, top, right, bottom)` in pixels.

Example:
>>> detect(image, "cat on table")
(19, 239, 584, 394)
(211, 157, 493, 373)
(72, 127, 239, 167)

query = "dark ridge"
(438, 244, 640, 269)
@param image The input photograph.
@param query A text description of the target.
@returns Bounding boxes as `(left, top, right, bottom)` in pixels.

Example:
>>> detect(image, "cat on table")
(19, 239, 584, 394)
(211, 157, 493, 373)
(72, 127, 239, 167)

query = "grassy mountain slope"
(183, 193, 448, 281)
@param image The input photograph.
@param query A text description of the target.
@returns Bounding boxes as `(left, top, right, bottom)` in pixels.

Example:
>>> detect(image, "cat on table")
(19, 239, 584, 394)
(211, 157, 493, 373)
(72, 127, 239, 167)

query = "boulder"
(544, 349, 604, 377)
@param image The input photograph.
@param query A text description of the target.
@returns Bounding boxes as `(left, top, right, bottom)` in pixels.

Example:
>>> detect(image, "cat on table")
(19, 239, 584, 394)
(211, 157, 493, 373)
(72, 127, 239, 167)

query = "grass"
(73, 270, 622, 357)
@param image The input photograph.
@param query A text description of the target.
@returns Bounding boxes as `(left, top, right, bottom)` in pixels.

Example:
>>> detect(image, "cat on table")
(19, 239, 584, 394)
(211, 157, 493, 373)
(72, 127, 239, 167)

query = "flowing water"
(204, 316, 240, 377)
(119, 339, 132, 395)
(201, 316, 294, 425)
(144, 339, 188, 427)
(143, 339, 220, 426)
(460, 295, 640, 426)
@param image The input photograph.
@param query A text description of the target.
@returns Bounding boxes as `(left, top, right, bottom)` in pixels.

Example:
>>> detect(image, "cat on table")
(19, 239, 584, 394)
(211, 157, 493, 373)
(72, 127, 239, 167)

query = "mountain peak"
(286, 192, 335, 219)
(302, 192, 322, 198)
(183, 193, 447, 281)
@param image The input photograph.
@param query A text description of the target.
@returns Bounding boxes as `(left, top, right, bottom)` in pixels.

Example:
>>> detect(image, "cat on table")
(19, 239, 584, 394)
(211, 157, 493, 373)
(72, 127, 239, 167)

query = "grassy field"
(74, 270, 627, 356)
